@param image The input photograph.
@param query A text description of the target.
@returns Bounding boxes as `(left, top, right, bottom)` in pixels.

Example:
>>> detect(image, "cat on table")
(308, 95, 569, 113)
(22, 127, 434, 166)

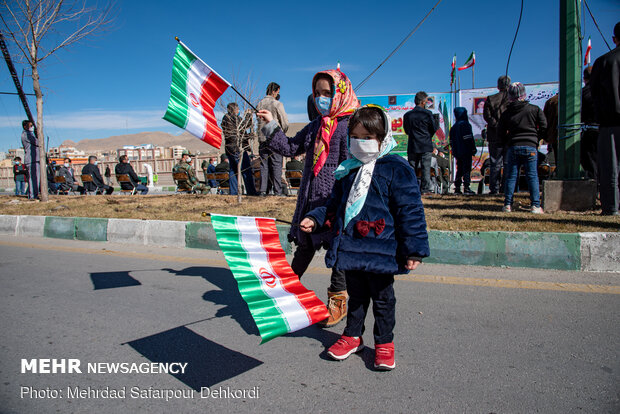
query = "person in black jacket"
(590, 22, 620, 216)
(483, 75, 511, 194)
(114, 155, 148, 195)
(403, 91, 439, 194)
(581, 66, 599, 181)
(82, 156, 113, 195)
(498, 82, 547, 214)
(450, 107, 477, 194)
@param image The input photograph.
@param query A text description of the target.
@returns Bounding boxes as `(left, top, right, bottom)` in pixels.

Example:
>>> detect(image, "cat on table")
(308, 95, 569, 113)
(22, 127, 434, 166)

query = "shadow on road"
(125, 326, 263, 391)
(164, 266, 259, 336)
(90, 271, 142, 290)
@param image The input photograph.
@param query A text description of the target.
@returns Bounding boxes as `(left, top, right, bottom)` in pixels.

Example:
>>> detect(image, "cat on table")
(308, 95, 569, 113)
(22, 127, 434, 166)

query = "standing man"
(173, 150, 208, 194)
(590, 22, 620, 216)
(21, 120, 39, 199)
(581, 66, 599, 181)
(12, 157, 28, 196)
(483, 75, 511, 194)
(403, 91, 438, 194)
(257, 82, 289, 196)
(221, 103, 257, 195)
(82, 156, 114, 195)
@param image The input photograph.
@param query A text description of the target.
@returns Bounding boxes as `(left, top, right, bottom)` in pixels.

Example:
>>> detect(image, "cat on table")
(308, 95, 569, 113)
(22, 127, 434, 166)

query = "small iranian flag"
(211, 214, 330, 343)
(584, 37, 592, 66)
(450, 54, 456, 85)
(458, 51, 475, 71)
(163, 42, 230, 149)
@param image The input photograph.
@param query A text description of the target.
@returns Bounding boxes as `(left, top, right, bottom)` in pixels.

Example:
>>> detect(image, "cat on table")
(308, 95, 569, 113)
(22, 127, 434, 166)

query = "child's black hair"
(348, 106, 386, 142)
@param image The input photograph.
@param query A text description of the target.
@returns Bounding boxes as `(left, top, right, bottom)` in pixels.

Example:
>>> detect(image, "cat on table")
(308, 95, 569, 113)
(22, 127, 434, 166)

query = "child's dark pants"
(342, 270, 395, 344)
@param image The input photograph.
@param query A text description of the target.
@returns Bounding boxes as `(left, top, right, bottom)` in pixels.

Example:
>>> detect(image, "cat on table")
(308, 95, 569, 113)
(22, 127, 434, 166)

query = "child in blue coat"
(300, 105, 430, 370)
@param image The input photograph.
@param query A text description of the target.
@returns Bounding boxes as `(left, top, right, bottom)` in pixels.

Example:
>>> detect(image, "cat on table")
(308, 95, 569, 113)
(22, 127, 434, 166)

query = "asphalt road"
(0, 235, 619, 414)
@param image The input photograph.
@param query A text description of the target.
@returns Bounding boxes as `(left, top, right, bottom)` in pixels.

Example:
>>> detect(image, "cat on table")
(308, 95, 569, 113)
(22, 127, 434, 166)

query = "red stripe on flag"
(199, 72, 229, 148)
(255, 218, 330, 325)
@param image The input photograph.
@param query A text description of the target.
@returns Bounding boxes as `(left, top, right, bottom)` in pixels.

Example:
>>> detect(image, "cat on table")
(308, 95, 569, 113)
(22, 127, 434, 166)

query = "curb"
(0, 215, 618, 273)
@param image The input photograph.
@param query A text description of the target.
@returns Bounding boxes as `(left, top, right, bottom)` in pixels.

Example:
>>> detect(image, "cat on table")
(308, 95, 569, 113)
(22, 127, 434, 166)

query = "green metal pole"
(557, 0, 582, 179)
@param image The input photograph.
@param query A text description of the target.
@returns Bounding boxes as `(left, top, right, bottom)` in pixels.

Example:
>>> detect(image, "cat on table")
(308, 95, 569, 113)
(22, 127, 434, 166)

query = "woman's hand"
(299, 217, 315, 233)
(256, 110, 273, 123)
(405, 259, 421, 270)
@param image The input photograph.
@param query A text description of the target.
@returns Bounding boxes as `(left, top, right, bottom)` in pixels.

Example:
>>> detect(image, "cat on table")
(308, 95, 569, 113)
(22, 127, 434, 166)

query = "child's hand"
(406, 259, 421, 270)
(256, 110, 273, 123)
(299, 218, 315, 233)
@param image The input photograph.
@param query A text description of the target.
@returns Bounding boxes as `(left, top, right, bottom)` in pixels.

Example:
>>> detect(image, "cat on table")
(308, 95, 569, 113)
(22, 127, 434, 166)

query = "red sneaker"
(327, 335, 364, 361)
(374, 342, 395, 370)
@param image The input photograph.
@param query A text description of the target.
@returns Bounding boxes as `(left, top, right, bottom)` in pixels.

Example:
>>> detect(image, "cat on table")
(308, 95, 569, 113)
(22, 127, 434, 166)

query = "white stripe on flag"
(236, 216, 310, 331)
(185, 59, 210, 138)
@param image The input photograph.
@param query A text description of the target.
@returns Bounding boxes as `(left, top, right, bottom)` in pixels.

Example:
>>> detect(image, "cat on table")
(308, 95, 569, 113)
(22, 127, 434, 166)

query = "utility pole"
(0, 30, 36, 129)
(557, 0, 581, 179)
(543, 0, 596, 212)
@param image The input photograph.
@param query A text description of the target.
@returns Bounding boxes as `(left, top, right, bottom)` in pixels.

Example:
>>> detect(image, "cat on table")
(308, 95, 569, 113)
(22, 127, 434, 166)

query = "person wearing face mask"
(82, 155, 114, 195)
(299, 105, 429, 371)
(256, 69, 359, 327)
(173, 150, 209, 194)
(56, 158, 86, 195)
(21, 120, 40, 199)
(12, 156, 28, 196)
(201, 156, 218, 189)
(257, 82, 289, 196)
(221, 102, 257, 196)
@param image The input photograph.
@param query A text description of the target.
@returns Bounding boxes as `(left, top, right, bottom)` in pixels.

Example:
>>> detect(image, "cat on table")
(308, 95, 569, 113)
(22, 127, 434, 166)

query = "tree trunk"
(237, 153, 242, 204)
(32, 64, 49, 202)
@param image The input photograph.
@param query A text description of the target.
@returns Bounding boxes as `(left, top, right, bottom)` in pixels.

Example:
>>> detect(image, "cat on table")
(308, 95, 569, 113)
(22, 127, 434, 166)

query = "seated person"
(56, 158, 85, 195)
(431, 146, 450, 194)
(46, 159, 60, 194)
(214, 154, 231, 188)
(201, 156, 218, 188)
(285, 155, 304, 188)
(115, 155, 148, 195)
(82, 155, 113, 195)
(172, 150, 208, 194)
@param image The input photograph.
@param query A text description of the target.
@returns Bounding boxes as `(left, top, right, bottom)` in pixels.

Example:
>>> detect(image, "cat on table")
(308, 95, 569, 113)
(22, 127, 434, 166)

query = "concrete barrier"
(1, 215, 618, 273)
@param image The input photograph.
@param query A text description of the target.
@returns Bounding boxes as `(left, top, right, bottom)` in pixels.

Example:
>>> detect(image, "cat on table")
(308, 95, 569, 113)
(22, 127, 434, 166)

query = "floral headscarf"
(312, 69, 359, 176)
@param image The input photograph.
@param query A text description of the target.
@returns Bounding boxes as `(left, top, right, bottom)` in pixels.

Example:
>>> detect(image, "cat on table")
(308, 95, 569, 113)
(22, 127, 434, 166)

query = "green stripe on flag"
(211, 215, 290, 342)
(163, 44, 196, 129)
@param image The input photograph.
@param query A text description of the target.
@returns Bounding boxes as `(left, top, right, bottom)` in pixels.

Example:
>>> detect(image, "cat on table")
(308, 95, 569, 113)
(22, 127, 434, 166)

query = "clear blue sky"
(0, 0, 618, 152)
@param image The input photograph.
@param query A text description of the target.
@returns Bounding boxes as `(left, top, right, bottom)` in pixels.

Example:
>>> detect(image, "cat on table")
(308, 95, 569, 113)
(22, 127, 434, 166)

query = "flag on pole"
(458, 51, 475, 71)
(584, 37, 592, 66)
(450, 54, 456, 85)
(211, 214, 330, 343)
(163, 42, 230, 149)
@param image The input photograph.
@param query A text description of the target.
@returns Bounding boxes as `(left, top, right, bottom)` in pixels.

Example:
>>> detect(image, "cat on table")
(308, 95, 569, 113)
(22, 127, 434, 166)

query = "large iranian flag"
(211, 214, 329, 343)
(163, 42, 229, 149)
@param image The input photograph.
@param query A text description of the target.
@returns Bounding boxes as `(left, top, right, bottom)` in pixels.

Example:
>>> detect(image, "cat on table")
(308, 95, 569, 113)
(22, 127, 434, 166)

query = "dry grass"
(0, 194, 618, 233)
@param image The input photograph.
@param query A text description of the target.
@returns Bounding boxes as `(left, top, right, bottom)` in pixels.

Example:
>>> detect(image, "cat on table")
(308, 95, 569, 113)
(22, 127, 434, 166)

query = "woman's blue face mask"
(315, 96, 332, 116)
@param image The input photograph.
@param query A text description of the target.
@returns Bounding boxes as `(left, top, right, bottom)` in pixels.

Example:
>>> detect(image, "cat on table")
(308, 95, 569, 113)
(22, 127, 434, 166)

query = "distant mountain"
(60, 122, 308, 155)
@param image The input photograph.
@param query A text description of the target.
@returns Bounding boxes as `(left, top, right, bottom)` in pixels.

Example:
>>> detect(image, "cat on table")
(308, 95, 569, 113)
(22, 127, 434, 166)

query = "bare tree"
(1, 0, 114, 201)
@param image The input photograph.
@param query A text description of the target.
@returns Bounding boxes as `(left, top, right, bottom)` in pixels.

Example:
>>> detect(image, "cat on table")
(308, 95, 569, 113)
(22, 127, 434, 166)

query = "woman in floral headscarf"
(257, 69, 359, 327)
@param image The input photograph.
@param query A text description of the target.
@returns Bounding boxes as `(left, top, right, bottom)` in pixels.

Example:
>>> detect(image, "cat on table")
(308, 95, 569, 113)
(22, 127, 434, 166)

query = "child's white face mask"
(349, 138, 380, 164)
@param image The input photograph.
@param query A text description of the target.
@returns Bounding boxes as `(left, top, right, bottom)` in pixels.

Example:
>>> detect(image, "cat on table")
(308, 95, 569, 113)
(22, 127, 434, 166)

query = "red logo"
(259, 268, 277, 288)
(189, 93, 199, 107)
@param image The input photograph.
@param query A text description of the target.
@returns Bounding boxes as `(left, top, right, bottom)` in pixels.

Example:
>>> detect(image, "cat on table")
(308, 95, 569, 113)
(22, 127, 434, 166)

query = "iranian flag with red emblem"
(211, 214, 330, 343)
(458, 51, 475, 71)
(163, 42, 229, 149)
